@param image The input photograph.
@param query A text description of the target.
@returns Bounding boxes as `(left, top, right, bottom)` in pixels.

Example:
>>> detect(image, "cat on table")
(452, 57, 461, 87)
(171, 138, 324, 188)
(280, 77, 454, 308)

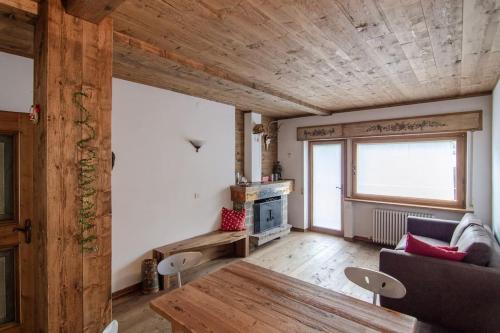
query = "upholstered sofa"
(379, 214, 500, 332)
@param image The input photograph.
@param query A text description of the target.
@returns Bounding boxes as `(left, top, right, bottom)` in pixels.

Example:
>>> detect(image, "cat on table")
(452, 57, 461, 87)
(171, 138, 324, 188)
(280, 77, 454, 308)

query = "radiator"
(372, 209, 433, 246)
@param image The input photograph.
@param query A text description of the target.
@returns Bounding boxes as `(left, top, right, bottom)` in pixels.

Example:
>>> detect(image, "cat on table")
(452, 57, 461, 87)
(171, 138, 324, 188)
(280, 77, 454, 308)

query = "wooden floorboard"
(113, 231, 454, 332)
(113, 231, 385, 333)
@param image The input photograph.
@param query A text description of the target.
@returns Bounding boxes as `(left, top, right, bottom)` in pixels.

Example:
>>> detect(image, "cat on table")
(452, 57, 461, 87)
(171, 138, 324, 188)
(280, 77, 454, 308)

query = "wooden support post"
(234, 236, 250, 258)
(33, 0, 112, 332)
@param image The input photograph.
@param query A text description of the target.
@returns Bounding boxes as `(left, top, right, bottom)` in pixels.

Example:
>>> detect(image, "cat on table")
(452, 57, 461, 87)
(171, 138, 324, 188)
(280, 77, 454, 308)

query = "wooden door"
(0, 111, 34, 333)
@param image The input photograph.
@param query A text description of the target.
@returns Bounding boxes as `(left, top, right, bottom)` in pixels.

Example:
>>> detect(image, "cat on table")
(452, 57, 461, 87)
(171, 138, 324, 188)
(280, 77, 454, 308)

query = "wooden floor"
(113, 231, 382, 333)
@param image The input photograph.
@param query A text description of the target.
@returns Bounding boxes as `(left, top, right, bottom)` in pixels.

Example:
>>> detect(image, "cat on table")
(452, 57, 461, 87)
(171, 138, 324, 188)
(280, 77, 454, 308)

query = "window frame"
(351, 133, 467, 209)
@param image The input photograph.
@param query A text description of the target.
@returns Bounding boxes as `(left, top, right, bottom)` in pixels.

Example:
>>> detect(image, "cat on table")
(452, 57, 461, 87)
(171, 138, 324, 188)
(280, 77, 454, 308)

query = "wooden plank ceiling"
(1, 0, 500, 118)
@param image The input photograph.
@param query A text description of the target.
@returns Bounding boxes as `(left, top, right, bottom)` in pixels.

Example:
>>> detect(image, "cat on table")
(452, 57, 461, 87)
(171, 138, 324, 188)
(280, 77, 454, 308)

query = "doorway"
(0, 111, 34, 332)
(309, 141, 345, 236)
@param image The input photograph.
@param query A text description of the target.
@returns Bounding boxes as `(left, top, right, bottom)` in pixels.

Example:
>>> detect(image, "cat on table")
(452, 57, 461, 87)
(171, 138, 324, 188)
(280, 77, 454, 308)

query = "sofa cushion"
(450, 213, 482, 246)
(456, 224, 492, 266)
(396, 234, 449, 250)
(405, 233, 467, 261)
(484, 225, 500, 268)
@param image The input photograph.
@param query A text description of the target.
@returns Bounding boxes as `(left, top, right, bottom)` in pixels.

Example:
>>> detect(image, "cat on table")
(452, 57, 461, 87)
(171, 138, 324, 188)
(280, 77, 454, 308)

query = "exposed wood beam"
(328, 92, 492, 114)
(0, 0, 37, 15)
(0, 4, 34, 58)
(113, 31, 331, 116)
(34, 0, 112, 331)
(64, 0, 125, 23)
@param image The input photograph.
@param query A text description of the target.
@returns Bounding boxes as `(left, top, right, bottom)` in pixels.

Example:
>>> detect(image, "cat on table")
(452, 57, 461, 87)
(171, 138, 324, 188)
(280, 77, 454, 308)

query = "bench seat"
(153, 230, 249, 289)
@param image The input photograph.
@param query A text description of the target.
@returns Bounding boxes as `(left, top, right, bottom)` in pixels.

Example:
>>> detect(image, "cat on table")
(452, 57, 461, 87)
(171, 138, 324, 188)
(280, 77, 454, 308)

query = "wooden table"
(150, 261, 417, 333)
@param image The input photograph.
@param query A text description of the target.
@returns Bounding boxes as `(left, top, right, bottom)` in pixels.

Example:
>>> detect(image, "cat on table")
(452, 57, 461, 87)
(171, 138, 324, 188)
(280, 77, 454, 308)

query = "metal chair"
(102, 320, 118, 333)
(344, 266, 406, 305)
(157, 251, 203, 288)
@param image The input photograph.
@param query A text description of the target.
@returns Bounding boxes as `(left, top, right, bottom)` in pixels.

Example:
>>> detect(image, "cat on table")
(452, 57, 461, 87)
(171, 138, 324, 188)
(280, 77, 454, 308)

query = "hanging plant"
(73, 91, 98, 252)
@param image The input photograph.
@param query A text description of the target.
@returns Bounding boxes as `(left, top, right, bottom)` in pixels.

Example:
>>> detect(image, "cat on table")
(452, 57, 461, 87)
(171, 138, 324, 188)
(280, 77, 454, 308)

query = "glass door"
(310, 141, 344, 235)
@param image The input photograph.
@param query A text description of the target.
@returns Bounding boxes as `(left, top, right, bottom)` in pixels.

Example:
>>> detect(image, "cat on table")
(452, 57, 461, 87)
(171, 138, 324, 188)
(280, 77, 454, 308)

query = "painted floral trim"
(366, 120, 446, 133)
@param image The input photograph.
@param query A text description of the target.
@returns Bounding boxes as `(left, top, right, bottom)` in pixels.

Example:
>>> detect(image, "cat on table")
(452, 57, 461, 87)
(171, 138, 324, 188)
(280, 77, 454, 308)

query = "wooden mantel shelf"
(230, 180, 294, 203)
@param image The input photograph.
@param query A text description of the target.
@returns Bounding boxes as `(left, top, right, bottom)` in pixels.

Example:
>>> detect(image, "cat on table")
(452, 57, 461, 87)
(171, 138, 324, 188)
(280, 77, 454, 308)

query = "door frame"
(0, 111, 35, 333)
(308, 140, 346, 236)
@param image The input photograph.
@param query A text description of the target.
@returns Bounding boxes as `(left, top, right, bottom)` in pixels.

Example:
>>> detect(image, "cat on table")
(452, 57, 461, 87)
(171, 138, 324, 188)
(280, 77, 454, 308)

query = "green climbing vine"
(73, 91, 98, 252)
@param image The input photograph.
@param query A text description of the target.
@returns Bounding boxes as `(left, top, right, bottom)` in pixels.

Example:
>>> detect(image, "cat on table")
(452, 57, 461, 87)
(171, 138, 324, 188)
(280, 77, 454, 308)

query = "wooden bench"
(152, 230, 249, 290)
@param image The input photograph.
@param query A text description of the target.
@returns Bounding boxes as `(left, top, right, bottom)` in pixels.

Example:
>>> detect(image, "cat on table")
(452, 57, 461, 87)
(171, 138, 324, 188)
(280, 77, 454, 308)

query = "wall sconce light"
(189, 139, 205, 152)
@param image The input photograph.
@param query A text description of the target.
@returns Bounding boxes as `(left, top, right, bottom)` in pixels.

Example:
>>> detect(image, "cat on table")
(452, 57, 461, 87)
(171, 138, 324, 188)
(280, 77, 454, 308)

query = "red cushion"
(405, 233, 466, 261)
(437, 245, 459, 251)
(221, 207, 246, 231)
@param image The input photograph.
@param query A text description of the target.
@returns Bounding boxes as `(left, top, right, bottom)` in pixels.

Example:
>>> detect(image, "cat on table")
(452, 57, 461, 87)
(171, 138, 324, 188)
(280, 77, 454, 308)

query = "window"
(352, 134, 466, 208)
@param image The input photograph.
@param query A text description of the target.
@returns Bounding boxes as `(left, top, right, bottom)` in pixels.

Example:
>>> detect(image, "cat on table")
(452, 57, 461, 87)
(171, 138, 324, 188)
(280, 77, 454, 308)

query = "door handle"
(336, 186, 343, 190)
(13, 219, 32, 244)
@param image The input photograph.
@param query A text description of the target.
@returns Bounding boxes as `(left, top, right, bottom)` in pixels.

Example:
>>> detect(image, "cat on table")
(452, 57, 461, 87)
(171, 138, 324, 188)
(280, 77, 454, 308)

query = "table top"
(150, 260, 417, 333)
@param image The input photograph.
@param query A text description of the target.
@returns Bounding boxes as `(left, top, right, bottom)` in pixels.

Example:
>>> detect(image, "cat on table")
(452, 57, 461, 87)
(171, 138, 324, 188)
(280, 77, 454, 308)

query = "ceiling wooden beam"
(64, 0, 125, 23)
(0, 0, 37, 15)
(113, 32, 330, 116)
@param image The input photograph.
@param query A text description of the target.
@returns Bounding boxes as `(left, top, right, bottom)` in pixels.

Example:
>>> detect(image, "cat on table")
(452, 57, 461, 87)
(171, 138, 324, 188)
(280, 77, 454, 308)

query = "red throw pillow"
(221, 207, 246, 231)
(437, 245, 459, 251)
(405, 233, 466, 261)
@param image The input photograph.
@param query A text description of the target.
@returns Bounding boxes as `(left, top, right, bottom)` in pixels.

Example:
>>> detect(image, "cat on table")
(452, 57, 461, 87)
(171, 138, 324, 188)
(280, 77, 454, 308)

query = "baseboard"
(291, 227, 308, 232)
(353, 235, 373, 243)
(112, 282, 141, 300)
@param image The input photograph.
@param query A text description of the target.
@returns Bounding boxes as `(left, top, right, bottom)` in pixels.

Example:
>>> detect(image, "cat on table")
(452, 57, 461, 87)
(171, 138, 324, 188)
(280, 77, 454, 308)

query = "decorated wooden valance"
(297, 111, 482, 141)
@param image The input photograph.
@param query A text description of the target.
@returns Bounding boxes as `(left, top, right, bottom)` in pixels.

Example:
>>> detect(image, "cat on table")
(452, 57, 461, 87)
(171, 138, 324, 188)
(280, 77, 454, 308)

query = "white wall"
(0, 52, 236, 292)
(112, 79, 235, 291)
(278, 96, 493, 237)
(493, 80, 500, 240)
(0, 52, 32, 113)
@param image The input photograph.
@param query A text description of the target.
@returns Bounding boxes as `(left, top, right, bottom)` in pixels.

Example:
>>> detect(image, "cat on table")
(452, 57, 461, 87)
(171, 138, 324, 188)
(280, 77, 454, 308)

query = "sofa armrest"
(407, 216, 459, 242)
(379, 249, 500, 332)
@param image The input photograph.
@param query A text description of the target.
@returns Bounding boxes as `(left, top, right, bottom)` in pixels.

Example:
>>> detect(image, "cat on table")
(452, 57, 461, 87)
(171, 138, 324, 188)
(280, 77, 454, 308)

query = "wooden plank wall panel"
(235, 110, 278, 178)
(0, 2, 35, 57)
(65, 0, 125, 24)
(235, 110, 244, 176)
(261, 115, 278, 177)
(33, 0, 112, 331)
(81, 16, 113, 333)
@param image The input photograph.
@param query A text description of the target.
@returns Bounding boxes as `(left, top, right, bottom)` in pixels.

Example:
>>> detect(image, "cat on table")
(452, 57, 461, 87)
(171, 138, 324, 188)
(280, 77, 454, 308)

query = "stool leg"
(372, 293, 377, 305)
(177, 272, 182, 288)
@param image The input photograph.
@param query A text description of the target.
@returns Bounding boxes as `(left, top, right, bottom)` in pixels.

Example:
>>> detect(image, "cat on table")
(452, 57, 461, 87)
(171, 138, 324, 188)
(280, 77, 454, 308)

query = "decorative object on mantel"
(263, 120, 282, 151)
(272, 161, 283, 180)
(188, 139, 205, 152)
(141, 259, 159, 294)
(297, 111, 483, 141)
(73, 91, 99, 252)
(252, 124, 265, 135)
(28, 104, 41, 124)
